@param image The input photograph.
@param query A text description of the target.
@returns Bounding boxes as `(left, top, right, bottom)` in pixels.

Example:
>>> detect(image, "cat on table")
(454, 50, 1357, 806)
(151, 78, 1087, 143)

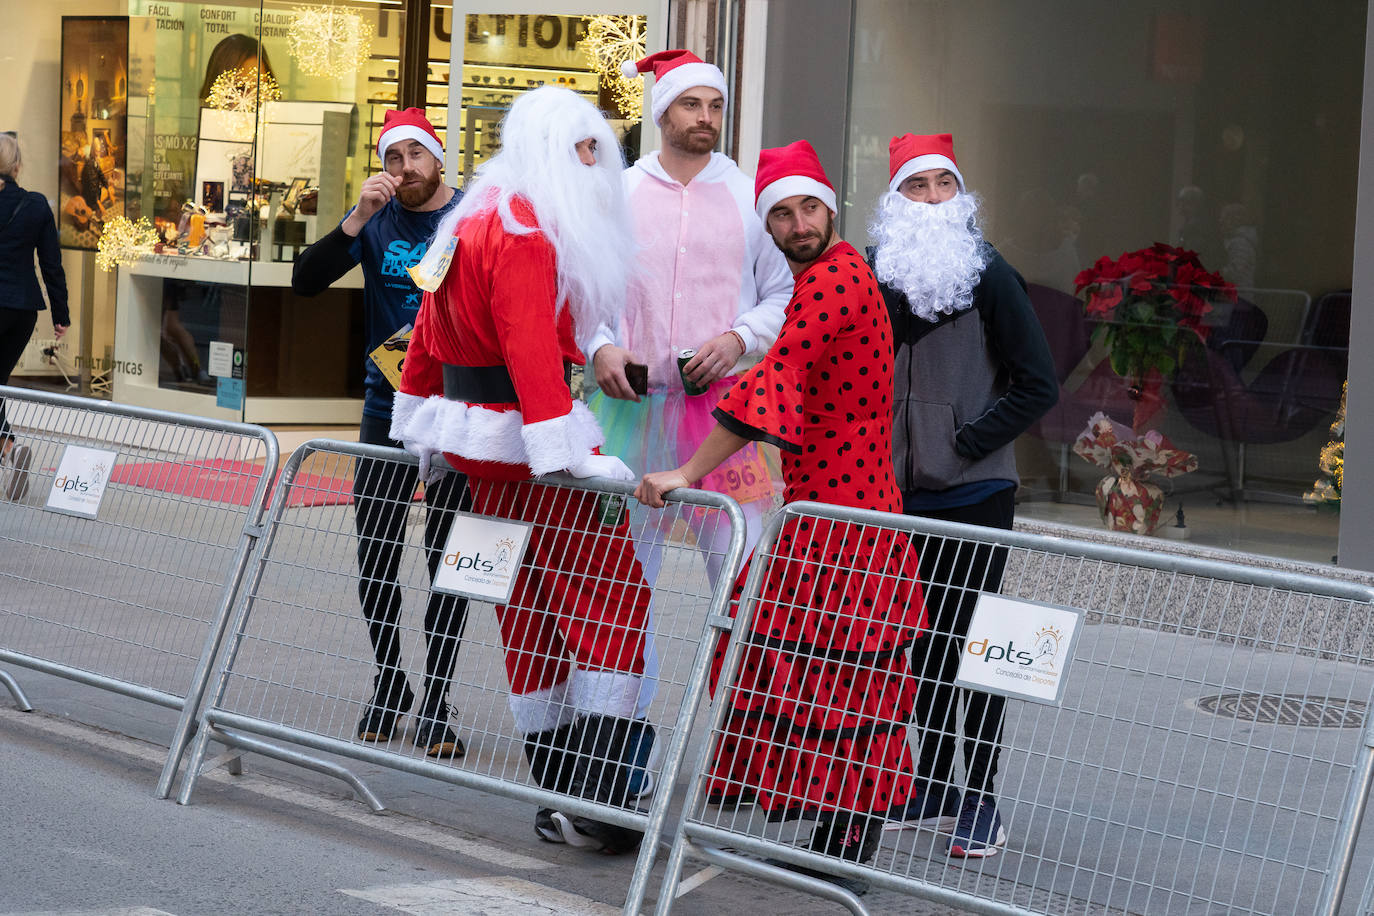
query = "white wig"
(869, 191, 987, 322)
(414, 87, 634, 353)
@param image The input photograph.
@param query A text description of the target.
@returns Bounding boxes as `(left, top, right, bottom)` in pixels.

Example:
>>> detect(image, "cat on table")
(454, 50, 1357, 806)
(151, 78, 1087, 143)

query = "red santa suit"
(392, 196, 649, 736)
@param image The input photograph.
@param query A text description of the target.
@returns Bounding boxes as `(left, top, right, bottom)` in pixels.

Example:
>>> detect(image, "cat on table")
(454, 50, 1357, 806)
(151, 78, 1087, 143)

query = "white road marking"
(341, 876, 619, 915)
(7, 909, 177, 915)
(0, 707, 551, 872)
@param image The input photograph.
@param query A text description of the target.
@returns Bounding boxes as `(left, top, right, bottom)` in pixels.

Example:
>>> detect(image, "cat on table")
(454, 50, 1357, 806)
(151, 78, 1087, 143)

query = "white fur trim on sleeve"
(390, 396, 604, 470)
(520, 401, 605, 476)
(389, 391, 428, 444)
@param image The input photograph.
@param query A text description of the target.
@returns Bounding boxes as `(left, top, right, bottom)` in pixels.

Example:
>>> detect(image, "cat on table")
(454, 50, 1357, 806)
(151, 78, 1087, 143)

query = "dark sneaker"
(948, 794, 1007, 858)
(884, 783, 961, 833)
(4, 444, 32, 502)
(766, 815, 879, 897)
(534, 808, 565, 843)
(550, 810, 642, 855)
(413, 699, 465, 758)
(624, 720, 656, 798)
(704, 786, 757, 807)
(357, 677, 414, 742)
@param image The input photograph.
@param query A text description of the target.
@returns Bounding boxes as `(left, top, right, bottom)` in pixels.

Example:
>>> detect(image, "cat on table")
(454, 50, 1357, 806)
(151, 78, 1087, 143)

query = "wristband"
(727, 329, 747, 355)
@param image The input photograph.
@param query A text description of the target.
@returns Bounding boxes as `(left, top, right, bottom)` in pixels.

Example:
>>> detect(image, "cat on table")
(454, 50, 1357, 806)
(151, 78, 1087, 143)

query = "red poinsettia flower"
(1077, 242, 1237, 380)
(1085, 286, 1123, 315)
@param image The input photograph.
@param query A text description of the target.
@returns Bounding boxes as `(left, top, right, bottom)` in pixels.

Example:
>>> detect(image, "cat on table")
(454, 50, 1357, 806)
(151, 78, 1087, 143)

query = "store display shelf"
(125, 256, 363, 289)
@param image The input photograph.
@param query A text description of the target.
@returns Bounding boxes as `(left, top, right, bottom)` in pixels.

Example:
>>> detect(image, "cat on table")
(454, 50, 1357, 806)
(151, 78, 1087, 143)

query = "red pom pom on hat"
(888, 132, 963, 192)
(754, 140, 837, 220)
(377, 107, 444, 163)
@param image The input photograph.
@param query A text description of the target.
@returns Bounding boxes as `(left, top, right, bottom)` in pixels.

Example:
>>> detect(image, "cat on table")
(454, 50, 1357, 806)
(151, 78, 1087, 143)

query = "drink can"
(596, 492, 626, 527)
(677, 348, 709, 396)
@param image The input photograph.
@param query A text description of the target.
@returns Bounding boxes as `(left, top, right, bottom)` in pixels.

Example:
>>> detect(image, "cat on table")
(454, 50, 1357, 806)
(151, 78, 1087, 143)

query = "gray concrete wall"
(760, 0, 855, 230)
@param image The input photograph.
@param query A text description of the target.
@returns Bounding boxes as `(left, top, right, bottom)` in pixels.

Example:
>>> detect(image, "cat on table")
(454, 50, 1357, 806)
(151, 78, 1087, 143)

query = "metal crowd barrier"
(175, 439, 746, 915)
(654, 502, 1374, 915)
(0, 385, 277, 799)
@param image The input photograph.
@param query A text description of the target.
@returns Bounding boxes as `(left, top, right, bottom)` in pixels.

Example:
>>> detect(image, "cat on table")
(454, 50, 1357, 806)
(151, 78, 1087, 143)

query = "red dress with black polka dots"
(705, 242, 927, 821)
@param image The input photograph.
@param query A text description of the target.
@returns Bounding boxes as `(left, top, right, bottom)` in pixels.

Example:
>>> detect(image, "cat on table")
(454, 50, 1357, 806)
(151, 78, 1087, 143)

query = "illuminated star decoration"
(96, 217, 161, 271)
(580, 15, 646, 125)
(288, 5, 375, 79)
(206, 66, 282, 140)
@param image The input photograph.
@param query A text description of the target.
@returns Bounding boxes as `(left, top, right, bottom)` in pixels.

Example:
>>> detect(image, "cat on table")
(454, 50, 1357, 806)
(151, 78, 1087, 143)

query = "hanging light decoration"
(288, 5, 374, 79)
(96, 217, 160, 271)
(580, 15, 646, 125)
(205, 66, 282, 140)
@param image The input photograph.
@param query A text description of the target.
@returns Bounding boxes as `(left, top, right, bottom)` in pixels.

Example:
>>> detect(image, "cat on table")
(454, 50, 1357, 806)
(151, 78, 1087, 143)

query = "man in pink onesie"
(587, 51, 792, 782)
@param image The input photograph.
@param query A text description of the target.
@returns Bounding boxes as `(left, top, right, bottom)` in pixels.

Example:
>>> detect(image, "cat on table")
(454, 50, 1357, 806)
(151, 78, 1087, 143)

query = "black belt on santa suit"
(441, 362, 572, 403)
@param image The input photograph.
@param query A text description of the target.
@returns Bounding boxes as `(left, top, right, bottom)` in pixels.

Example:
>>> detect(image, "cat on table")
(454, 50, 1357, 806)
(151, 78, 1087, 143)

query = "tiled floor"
(1015, 493, 1341, 568)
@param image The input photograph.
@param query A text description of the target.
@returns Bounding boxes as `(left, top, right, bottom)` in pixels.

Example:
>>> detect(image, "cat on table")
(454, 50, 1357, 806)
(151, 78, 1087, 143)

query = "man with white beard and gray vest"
(868, 132, 1057, 859)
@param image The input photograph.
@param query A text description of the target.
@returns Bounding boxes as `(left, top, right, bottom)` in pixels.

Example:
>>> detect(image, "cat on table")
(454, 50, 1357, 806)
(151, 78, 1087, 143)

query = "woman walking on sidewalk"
(0, 133, 69, 501)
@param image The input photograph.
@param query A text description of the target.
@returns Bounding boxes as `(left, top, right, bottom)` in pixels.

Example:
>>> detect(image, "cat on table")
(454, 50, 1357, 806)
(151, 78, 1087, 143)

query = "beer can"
(677, 348, 710, 396)
(596, 492, 626, 527)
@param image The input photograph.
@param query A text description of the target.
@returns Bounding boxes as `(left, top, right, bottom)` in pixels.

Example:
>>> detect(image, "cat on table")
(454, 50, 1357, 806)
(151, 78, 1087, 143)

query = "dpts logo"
(966, 625, 1064, 669)
(53, 461, 108, 495)
(443, 549, 497, 573)
(53, 474, 93, 494)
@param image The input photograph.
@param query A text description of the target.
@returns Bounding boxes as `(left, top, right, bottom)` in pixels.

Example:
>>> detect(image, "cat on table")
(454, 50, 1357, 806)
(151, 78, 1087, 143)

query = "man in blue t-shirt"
(293, 108, 469, 759)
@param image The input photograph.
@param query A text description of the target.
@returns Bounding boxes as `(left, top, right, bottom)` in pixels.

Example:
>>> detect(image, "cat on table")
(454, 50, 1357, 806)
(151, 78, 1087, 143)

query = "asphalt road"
(0, 688, 969, 916)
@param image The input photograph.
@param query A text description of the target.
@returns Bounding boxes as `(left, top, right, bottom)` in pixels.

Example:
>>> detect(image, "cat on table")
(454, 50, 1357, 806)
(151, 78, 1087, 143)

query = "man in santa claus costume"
(585, 48, 791, 791)
(869, 133, 1057, 857)
(637, 141, 925, 897)
(392, 87, 649, 855)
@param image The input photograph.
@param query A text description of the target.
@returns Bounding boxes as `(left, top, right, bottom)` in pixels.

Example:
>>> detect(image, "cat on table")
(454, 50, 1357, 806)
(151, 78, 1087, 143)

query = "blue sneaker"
(884, 783, 961, 832)
(948, 794, 1007, 858)
(624, 721, 657, 798)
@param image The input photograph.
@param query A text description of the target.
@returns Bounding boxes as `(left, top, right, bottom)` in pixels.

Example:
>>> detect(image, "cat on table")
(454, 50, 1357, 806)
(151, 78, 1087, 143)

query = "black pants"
(0, 310, 38, 443)
(353, 413, 471, 706)
(907, 486, 1014, 798)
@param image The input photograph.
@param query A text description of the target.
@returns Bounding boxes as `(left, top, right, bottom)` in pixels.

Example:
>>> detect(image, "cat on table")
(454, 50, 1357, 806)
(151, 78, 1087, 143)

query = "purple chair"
(1171, 294, 1346, 500)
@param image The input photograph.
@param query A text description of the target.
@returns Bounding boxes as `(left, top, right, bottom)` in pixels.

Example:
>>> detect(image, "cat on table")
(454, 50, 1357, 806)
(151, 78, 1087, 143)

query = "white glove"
(405, 442, 445, 485)
(566, 453, 635, 482)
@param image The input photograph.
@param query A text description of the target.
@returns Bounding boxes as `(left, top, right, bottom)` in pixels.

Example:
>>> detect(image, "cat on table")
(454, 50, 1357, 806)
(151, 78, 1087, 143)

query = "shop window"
(845, 0, 1363, 562)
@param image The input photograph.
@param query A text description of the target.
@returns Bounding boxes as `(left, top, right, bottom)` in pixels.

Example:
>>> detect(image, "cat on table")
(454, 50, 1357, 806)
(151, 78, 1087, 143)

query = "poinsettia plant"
(1074, 242, 1237, 382)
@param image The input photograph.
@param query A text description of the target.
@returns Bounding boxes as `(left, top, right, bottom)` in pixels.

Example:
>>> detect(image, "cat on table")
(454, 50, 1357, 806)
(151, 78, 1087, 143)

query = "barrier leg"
(210, 726, 386, 813)
(1314, 719, 1374, 916)
(0, 669, 33, 711)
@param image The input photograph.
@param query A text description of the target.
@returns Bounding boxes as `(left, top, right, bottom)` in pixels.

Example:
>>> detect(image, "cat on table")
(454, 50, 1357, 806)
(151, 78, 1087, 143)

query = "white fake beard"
(417, 88, 636, 355)
(870, 191, 987, 322)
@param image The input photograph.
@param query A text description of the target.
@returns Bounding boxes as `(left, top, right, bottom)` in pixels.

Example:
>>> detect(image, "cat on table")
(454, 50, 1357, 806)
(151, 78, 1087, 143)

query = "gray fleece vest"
(892, 306, 1018, 493)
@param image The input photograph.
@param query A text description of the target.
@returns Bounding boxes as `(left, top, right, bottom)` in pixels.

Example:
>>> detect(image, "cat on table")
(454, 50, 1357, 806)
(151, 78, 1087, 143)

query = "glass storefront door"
(841, 0, 1363, 563)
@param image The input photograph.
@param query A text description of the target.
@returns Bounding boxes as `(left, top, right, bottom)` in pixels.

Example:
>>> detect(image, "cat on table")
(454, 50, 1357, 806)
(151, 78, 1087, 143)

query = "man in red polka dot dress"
(637, 141, 927, 896)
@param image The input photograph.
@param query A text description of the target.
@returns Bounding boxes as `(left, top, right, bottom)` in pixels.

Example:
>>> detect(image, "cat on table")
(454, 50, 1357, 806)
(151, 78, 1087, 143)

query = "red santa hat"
(621, 49, 728, 125)
(754, 140, 837, 221)
(377, 107, 444, 163)
(888, 132, 965, 193)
